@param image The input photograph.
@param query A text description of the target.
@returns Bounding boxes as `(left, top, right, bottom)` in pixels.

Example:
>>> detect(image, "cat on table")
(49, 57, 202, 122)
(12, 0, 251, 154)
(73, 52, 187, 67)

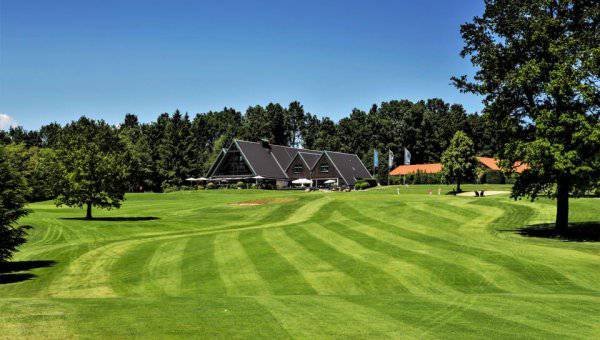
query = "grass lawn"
(1, 184, 599, 338)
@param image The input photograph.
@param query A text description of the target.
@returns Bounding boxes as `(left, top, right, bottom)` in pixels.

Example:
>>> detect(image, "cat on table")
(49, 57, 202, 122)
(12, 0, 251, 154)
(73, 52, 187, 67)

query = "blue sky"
(0, 0, 485, 130)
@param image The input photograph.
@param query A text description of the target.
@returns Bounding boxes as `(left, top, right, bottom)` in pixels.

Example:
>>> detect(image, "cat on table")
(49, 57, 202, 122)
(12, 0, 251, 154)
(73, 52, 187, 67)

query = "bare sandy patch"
(457, 190, 510, 197)
(227, 197, 296, 206)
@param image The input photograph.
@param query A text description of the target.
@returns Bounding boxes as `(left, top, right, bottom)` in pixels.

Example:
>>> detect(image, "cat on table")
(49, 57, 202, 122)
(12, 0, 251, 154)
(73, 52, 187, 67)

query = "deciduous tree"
(441, 131, 477, 192)
(54, 117, 127, 219)
(454, 0, 600, 230)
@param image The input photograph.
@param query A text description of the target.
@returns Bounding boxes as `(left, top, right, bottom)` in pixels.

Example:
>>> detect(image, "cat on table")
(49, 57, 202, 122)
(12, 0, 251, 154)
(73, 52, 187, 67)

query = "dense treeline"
(1, 98, 524, 195)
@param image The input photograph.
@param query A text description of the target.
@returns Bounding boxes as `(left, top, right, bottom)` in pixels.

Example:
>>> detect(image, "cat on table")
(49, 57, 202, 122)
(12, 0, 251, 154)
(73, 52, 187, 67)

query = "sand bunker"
(457, 190, 510, 197)
(227, 197, 296, 206)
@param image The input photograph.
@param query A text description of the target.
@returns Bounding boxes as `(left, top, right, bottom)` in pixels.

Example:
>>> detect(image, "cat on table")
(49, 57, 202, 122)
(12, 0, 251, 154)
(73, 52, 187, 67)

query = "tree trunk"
(86, 202, 93, 220)
(456, 177, 461, 193)
(556, 176, 569, 231)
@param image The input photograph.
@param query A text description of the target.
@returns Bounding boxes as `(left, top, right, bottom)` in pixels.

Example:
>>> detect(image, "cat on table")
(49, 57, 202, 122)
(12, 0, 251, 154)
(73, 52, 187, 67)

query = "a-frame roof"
(205, 148, 228, 177)
(208, 139, 373, 184)
(298, 151, 322, 169)
(284, 152, 310, 172)
(325, 151, 372, 186)
(234, 140, 288, 179)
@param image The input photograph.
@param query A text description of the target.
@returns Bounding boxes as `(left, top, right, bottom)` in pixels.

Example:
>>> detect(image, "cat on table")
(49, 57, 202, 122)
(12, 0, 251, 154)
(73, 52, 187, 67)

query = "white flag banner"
(404, 148, 411, 165)
(388, 150, 394, 169)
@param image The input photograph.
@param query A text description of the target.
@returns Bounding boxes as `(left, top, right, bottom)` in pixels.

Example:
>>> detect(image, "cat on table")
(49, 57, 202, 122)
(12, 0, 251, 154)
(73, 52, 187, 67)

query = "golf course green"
(1, 184, 599, 338)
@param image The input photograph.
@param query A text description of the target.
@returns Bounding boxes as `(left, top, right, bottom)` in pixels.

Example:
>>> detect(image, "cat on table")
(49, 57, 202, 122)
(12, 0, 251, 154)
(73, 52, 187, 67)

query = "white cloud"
(0, 113, 16, 130)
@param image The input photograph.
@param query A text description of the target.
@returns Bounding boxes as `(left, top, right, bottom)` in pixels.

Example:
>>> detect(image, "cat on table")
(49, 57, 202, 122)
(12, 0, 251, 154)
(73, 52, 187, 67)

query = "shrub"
(362, 178, 378, 187)
(391, 171, 445, 185)
(355, 179, 376, 189)
(236, 181, 246, 189)
(162, 184, 197, 193)
(354, 182, 370, 190)
(162, 184, 179, 193)
(206, 182, 217, 189)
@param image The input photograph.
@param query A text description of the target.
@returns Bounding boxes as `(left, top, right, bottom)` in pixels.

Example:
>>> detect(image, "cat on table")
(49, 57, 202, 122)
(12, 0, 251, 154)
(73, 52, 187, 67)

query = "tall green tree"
(0, 130, 10, 145)
(313, 117, 341, 151)
(190, 108, 242, 174)
(441, 131, 477, 193)
(338, 109, 372, 157)
(4, 144, 60, 202)
(158, 111, 193, 188)
(266, 103, 287, 145)
(119, 114, 153, 192)
(54, 117, 127, 219)
(300, 113, 321, 149)
(241, 105, 270, 142)
(39, 122, 62, 148)
(286, 101, 306, 148)
(454, 0, 600, 230)
(0, 146, 30, 261)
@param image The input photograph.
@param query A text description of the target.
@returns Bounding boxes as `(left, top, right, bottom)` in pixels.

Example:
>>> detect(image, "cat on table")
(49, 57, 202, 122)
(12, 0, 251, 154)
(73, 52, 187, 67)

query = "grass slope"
(1, 185, 599, 338)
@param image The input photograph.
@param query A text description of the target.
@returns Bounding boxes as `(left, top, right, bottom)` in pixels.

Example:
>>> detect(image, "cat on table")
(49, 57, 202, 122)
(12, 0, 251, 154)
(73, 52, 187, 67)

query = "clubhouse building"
(206, 140, 372, 187)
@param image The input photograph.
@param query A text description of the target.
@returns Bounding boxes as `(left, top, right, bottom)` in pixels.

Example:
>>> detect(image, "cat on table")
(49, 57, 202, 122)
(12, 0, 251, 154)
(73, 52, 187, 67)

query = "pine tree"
(0, 146, 30, 261)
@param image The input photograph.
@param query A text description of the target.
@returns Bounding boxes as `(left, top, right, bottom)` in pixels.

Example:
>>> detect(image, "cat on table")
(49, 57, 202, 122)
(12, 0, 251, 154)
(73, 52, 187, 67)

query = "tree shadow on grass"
(59, 217, 159, 221)
(511, 222, 600, 242)
(0, 260, 56, 285)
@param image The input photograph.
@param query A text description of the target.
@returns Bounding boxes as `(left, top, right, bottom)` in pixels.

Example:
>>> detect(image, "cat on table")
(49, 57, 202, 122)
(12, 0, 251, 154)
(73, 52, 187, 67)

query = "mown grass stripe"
(305, 221, 456, 294)
(110, 240, 163, 296)
(255, 296, 425, 338)
(433, 294, 592, 338)
(238, 230, 316, 295)
(327, 211, 505, 293)
(424, 200, 481, 219)
(180, 234, 226, 295)
(284, 225, 410, 294)
(47, 239, 146, 298)
(344, 204, 590, 293)
(262, 228, 362, 295)
(147, 238, 187, 296)
(336, 218, 516, 293)
(343, 295, 563, 339)
(214, 232, 270, 296)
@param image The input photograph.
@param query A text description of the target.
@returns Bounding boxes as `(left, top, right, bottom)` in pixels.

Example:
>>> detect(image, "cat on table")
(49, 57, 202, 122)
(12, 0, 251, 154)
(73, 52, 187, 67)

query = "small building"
(389, 163, 443, 176)
(206, 139, 372, 187)
(389, 157, 527, 184)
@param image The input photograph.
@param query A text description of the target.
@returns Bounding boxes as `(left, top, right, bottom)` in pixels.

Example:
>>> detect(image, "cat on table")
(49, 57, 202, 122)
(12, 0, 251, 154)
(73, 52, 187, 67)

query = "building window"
(320, 164, 329, 173)
(293, 164, 303, 174)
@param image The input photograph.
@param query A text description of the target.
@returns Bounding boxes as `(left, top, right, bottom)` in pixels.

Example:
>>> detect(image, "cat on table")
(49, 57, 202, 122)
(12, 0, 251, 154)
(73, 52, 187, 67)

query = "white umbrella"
(186, 177, 199, 182)
(197, 177, 208, 181)
(292, 178, 313, 186)
(324, 179, 336, 184)
(253, 175, 265, 187)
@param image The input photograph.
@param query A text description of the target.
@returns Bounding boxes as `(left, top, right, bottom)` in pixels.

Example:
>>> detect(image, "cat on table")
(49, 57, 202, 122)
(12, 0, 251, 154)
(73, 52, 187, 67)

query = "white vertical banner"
(403, 148, 411, 165)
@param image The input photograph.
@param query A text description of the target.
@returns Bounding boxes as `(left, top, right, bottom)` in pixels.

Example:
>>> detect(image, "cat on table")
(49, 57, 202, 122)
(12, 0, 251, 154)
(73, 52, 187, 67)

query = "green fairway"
(1, 185, 599, 338)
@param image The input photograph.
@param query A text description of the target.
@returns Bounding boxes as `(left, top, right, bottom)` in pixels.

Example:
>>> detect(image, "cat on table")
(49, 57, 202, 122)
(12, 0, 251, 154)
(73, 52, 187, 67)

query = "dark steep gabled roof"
(205, 148, 228, 177)
(284, 152, 310, 172)
(234, 140, 287, 179)
(325, 151, 372, 185)
(298, 151, 322, 169)
(208, 139, 373, 185)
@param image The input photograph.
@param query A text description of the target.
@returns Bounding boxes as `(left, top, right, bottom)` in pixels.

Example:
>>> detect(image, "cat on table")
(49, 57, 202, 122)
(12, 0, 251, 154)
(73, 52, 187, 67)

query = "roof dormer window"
(293, 164, 303, 174)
